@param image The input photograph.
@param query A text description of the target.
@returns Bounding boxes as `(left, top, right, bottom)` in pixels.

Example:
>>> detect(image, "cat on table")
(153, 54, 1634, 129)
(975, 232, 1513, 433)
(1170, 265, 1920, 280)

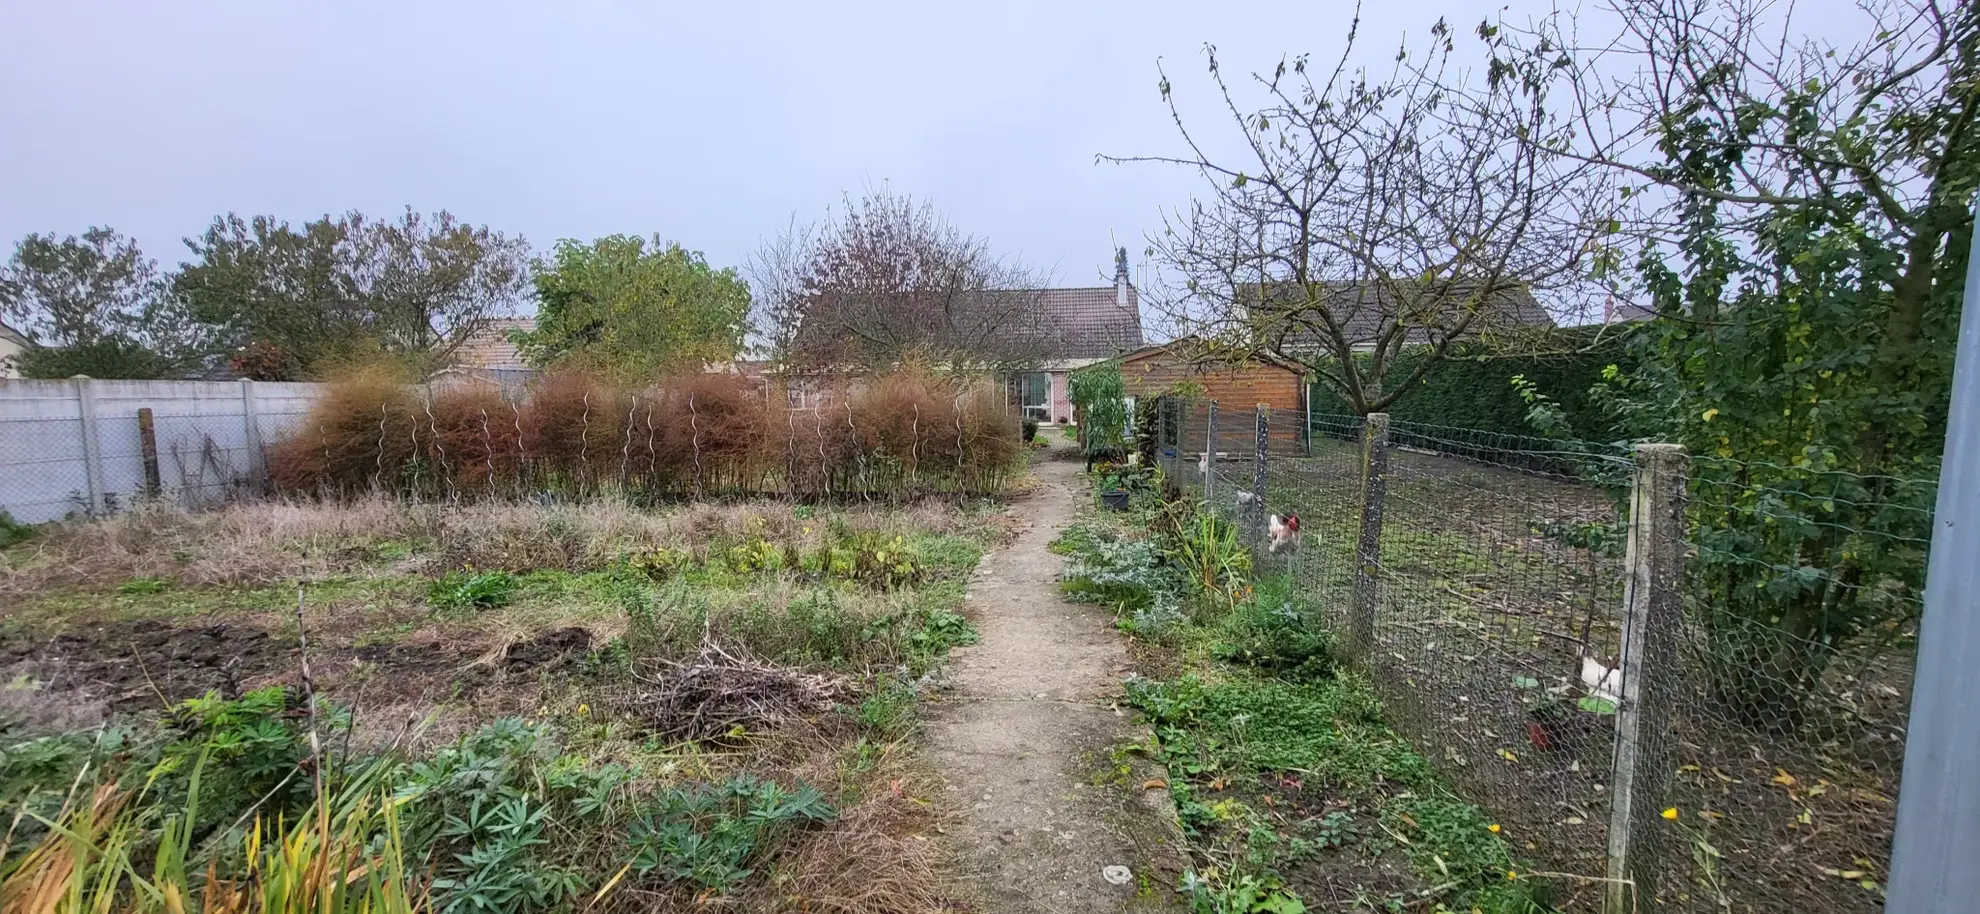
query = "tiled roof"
(789, 284, 1145, 363)
(1245, 281, 1554, 350)
(1030, 286, 1144, 360)
(452, 317, 535, 370)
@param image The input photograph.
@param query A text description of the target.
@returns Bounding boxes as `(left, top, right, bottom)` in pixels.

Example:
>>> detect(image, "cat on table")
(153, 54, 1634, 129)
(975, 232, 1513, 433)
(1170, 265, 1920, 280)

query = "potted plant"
(1096, 465, 1132, 510)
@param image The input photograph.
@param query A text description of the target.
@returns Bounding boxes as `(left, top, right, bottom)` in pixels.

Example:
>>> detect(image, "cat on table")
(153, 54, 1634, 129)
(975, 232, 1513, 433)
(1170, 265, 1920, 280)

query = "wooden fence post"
(1203, 401, 1218, 503)
(1605, 442, 1688, 914)
(1350, 413, 1390, 658)
(73, 377, 106, 517)
(137, 408, 161, 497)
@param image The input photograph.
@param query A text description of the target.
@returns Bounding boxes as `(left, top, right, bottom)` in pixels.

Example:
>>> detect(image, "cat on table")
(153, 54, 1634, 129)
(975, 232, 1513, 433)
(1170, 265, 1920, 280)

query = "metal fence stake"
(1605, 442, 1688, 914)
(1250, 405, 1270, 544)
(1204, 401, 1218, 504)
(1886, 199, 1980, 914)
(1350, 413, 1390, 658)
(73, 377, 106, 517)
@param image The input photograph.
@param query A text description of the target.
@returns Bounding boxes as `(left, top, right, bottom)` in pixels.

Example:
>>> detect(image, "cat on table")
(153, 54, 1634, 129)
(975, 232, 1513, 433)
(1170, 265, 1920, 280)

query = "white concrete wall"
(0, 379, 324, 524)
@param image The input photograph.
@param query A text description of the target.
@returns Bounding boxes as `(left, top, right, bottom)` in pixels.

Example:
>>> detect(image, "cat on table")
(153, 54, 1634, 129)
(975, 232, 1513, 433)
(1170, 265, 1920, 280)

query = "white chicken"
(1267, 512, 1301, 553)
(1197, 452, 1210, 475)
(1580, 655, 1623, 705)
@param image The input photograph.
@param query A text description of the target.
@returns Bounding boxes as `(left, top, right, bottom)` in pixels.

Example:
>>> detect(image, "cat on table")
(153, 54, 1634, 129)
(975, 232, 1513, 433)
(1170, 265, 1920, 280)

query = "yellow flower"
(1506, 870, 1518, 881)
(577, 703, 589, 716)
(1662, 807, 1680, 820)
(1487, 824, 1501, 833)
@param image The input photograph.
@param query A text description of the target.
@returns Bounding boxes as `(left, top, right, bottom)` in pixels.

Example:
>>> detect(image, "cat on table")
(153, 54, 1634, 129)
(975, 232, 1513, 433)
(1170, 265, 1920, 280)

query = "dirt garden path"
(925, 446, 1185, 913)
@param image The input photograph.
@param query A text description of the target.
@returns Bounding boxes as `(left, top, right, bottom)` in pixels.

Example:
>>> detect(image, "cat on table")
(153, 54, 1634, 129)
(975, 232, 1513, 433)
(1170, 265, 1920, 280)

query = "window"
(1017, 372, 1049, 422)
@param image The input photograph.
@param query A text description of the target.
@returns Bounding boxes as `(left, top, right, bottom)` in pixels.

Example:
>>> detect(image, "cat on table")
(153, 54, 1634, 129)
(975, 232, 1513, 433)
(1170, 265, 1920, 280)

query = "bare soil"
(924, 446, 1187, 913)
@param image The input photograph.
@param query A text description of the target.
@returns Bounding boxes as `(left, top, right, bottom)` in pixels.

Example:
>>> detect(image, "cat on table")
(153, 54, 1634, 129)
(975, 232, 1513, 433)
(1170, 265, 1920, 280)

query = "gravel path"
(925, 447, 1185, 913)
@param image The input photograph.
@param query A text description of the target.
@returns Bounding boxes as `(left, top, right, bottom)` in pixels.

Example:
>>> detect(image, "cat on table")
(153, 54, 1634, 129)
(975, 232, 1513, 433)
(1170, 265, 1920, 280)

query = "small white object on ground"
(1102, 865, 1133, 885)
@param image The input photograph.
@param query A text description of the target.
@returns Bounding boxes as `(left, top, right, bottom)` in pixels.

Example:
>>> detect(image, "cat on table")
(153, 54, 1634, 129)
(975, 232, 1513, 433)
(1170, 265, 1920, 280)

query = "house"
(0, 321, 29, 379)
(1103, 339, 1308, 454)
(784, 250, 1145, 424)
(438, 317, 539, 389)
(1243, 280, 1555, 353)
(1009, 252, 1145, 424)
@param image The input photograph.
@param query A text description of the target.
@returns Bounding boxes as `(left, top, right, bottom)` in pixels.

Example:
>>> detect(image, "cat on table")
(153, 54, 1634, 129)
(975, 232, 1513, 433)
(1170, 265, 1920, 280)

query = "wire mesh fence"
(1158, 396, 1927, 913)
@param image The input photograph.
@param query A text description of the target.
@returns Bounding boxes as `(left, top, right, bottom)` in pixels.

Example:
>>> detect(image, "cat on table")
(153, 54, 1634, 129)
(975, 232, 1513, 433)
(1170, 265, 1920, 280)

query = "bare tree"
(752, 188, 1050, 373)
(1104, 10, 1618, 415)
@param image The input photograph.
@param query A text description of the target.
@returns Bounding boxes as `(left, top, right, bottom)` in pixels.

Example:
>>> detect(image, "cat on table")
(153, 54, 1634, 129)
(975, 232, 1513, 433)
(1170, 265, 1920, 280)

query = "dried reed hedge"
(269, 369, 1022, 499)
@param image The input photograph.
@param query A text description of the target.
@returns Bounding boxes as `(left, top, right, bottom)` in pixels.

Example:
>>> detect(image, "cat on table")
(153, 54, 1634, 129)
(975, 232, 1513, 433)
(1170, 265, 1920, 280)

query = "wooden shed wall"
(1118, 350, 1305, 454)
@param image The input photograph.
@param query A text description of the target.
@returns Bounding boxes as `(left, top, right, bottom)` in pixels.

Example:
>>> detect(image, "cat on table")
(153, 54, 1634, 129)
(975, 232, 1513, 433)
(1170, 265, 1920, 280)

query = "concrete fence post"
(1204, 401, 1218, 503)
(73, 377, 106, 517)
(1605, 442, 1688, 914)
(241, 379, 265, 484)
(1249, 405, 1269, 543)
(1350, 413, 1390, 658)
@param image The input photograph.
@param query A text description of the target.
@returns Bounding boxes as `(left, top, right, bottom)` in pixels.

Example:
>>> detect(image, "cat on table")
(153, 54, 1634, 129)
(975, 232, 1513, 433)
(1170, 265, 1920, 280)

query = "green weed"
(428, 569, 519, 611)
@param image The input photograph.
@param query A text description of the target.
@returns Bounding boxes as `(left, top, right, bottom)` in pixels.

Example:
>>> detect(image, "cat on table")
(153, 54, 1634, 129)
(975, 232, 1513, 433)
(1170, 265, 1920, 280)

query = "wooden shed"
(1111, 340, 1308, 455)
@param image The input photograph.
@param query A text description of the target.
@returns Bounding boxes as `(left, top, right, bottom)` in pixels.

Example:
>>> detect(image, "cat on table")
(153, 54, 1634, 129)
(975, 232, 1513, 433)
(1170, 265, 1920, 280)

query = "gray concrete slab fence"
(0, 379, 324, 524)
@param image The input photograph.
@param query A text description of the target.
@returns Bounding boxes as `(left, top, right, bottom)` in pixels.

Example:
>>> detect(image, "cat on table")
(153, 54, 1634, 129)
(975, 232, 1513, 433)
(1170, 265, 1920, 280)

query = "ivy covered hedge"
(1308, 325, 1641, 441)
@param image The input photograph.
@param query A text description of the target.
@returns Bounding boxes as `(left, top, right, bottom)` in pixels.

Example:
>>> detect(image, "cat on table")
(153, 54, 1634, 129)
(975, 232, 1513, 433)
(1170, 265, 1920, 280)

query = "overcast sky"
(3, 1, 1543, 302)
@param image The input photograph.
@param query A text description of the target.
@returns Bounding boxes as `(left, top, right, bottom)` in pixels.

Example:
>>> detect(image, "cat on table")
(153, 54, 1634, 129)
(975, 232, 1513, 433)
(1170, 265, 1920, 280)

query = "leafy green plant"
(626, 775, 833, 893)
(428, 569, 518, 611)
(399, 718, 633, 914)
(119, 576, 172, 595)
(0, 510, 35, 548)
(1069, 363, 1130, 456)
(1212, 574, 1334, 678)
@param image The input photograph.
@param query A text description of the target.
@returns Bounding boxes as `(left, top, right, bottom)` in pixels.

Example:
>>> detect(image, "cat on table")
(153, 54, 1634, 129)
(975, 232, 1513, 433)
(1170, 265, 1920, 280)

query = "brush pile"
(627, 638, 852, 741)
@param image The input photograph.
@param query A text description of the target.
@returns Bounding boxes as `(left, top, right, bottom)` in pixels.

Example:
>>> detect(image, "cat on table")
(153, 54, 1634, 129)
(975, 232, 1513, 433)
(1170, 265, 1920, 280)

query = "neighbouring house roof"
(1243, 281, 1555, 351)
(1031, 286, 1144, 360)
(788, 280, 1145, 365)
(0, 320, 29, 348)
(452, 317, 536, 371)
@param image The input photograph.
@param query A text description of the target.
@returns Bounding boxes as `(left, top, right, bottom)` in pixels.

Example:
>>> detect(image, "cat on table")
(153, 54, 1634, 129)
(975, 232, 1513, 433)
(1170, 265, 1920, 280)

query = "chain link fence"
(1156, 397, 1927, 914)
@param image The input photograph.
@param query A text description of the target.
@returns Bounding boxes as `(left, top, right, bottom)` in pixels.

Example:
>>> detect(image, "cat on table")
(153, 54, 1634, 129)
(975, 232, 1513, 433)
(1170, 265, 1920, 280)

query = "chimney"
(1114, 247, 1131, 309)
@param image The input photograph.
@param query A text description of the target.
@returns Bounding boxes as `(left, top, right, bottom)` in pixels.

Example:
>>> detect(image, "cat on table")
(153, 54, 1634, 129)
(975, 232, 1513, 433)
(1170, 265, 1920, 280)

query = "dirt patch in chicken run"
(1250, 442, 1908, 913)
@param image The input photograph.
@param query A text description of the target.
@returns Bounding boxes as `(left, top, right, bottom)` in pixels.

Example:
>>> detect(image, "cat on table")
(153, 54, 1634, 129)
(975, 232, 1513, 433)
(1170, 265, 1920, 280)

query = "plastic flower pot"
(1101, 489, 1131, 510)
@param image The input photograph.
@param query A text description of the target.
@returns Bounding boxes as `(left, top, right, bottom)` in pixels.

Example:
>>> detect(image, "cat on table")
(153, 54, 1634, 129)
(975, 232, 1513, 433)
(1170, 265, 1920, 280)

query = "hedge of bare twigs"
(267, 368, 1024, 499)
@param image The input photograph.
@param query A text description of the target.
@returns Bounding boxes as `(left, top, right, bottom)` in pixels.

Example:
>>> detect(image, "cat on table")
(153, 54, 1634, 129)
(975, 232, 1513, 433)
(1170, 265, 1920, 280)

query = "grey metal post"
(73, 377, 106, 517)
(1203, 401, 1218, 503)
(1249, 405, 1269, 543)
(1350, 413, 1390, 658)
(1887, 200, 1980, 914)
(241, 378, 264, 483)
(1604, 442, 1687, 914)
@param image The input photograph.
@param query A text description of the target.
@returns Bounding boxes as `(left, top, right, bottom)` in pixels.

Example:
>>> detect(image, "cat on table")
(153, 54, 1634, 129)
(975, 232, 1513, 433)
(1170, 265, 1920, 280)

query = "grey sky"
(3, 0, 1506, 301)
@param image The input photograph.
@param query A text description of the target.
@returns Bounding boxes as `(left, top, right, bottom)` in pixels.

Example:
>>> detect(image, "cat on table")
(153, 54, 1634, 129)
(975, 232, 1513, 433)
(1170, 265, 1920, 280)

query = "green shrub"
(428, 569, 519, 611)
(1022, 418, 1039, 442)
(0, 510, 36, 548)
(1308, 329, 1638, 440)
(1212, 574, 1335, 678)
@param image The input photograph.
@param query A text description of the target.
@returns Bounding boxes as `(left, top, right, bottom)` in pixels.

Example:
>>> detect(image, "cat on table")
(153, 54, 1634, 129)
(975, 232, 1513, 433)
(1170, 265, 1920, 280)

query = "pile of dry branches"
(625, 637, 851, 741)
